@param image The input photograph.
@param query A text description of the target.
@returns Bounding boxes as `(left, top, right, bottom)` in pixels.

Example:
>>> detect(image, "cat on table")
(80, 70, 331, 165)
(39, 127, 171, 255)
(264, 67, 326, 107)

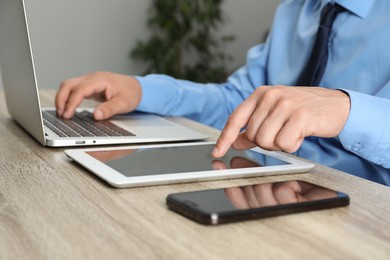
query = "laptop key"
(42, 110, 135, 137)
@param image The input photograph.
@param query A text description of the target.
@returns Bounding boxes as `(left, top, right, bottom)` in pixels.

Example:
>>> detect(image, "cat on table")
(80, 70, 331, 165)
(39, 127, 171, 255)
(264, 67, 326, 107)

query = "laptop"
(0, 0, 208, 147)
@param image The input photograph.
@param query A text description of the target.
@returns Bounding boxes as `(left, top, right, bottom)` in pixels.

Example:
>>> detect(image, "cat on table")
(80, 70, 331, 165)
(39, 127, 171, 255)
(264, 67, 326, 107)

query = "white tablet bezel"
(64, 142, 315, 188)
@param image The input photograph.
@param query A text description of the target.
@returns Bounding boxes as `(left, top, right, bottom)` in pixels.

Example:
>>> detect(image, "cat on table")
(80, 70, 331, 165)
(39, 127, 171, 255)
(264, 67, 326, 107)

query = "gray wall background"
(0, 0, 278, 90)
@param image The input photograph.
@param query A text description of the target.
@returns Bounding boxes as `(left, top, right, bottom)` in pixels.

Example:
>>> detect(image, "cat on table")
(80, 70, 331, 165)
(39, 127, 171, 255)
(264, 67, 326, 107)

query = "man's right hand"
(55, 71, 142, 120)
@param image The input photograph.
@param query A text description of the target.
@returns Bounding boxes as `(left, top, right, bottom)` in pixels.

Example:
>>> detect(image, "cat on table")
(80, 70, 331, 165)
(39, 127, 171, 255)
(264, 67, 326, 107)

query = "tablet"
(64, 142, 315, 188)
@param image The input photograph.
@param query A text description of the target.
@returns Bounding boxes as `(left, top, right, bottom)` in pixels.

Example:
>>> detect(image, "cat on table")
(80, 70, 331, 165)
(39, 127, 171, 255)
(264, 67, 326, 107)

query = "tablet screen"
(86, 144, 290, 177)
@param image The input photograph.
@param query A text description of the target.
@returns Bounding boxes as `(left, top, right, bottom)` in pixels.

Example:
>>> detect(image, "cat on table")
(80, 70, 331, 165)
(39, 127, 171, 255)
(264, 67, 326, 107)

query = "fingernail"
(63, 111, 70, 118)
(95, 110, 103, 120)
(211, 147, 219, 157)
(57, 109, 63, 116)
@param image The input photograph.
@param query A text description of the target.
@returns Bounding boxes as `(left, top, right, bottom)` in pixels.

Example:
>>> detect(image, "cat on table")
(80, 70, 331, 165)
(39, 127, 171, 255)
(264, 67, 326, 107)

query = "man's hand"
(55, 71, 142, 120)
(212, 86, 350, 157)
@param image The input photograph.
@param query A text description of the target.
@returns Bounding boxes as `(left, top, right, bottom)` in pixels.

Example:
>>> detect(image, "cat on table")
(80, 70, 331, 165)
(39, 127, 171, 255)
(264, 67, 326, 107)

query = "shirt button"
(352, 143, 362, 151)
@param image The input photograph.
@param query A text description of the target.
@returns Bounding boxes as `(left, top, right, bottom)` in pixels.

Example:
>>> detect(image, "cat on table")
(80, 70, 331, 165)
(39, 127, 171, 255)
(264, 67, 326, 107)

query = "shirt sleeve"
(134, 42, 270, 130)
(338, 89, 390, 168)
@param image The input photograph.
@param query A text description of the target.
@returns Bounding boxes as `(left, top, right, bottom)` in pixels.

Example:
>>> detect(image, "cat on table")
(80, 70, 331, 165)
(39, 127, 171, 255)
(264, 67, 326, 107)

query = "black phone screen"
(166, 180, 349, 225)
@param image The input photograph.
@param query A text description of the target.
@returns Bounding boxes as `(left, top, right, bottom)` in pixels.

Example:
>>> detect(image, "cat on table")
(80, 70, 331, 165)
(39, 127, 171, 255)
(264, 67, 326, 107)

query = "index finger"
(212, 98, 258, 158)
(55, 78, 80, 116)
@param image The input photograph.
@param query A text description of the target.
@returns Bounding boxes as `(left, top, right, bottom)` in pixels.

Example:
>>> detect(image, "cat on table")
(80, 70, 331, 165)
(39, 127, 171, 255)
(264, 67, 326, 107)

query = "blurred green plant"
(130, 0, 235, 83)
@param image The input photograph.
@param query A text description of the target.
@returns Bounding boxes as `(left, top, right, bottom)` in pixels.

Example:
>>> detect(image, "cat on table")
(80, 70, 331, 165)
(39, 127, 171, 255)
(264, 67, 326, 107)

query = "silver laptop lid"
(0, 0, 46, 145)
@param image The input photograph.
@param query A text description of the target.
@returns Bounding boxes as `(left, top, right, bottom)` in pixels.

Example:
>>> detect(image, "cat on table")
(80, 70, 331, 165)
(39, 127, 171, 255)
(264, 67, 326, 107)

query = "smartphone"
(166, 180, 350, 225)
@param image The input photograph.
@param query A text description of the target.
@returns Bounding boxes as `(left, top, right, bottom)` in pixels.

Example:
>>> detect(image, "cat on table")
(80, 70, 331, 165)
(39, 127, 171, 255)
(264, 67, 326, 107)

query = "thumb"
(232, 131, 257, 151)
(93, 98, 127, 120)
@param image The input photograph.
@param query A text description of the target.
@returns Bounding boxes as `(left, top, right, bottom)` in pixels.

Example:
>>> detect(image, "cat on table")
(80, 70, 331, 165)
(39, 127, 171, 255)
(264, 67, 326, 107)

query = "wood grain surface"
(0, 90, 389, 260)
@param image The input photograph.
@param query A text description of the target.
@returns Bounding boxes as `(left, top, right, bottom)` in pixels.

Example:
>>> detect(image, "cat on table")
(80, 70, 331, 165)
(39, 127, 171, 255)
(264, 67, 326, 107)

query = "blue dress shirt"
(135, 0, 390, 185)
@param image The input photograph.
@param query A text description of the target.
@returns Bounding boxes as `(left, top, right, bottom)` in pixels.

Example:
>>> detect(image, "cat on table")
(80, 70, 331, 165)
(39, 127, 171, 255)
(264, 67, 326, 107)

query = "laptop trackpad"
(111, 114, 174, 128)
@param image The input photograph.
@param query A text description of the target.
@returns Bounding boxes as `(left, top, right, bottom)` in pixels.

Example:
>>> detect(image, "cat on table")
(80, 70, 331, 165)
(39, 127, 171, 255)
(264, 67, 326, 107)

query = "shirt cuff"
(134, 75, 178, 114)
(338, 89, 390, 165)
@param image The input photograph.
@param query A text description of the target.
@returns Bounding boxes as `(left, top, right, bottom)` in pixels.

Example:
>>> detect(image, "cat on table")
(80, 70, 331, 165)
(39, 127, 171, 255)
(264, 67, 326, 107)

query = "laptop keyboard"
(42, 110, 135, 137)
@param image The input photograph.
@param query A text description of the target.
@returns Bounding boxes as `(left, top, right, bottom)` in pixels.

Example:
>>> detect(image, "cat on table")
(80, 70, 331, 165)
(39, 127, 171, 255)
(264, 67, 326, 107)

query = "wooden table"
(1, 90, 390, 259)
